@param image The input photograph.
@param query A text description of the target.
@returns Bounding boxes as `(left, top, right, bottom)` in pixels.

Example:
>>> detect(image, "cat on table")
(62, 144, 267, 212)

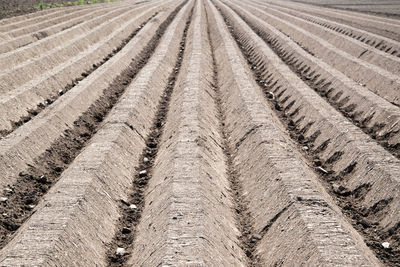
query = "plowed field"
(0, 0, 399, 266)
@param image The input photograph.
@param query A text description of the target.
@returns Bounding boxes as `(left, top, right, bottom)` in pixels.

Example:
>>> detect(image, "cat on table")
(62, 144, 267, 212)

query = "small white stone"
(139, 170, 147, 176)
(317, 166, 328, 174)
(382, 242, 390, 249)
(4, 187, 12, 193)
(116, 247, 125, 256)
(130, 204, 137, 210)
(0, 197, 7, 202)
(143, 157, 149, 163)
(302, 146, 309, 151)
(2, 213, 7, 216)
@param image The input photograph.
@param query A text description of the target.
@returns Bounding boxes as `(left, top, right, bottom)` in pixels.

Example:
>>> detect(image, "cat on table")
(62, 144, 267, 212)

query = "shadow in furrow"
(0, 13, 157, 139)
(0, 2, 186, 251)
(106, 4, 193, 266)
(215, 3, 400, 265)
(206, 5, 261, 267)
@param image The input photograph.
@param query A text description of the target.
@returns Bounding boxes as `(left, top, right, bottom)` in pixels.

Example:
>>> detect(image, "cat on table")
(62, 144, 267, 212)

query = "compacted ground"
(0, 0, 399, 266)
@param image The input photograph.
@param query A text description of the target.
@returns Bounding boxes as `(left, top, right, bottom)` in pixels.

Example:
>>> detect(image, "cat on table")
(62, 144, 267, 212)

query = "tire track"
(0, 1, 186, 250)
(227, 1, 400, 159)
(106, 4, 194, 266)
(215, 1, 400, 264)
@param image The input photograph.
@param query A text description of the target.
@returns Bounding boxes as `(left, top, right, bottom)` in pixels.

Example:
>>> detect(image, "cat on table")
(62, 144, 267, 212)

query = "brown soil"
(218, 2, 400, 265)
(106, 2, 191, 265)
(0, 0, 114, 20)
(0, 11, 158, 249)
(1, 0, 400, 265)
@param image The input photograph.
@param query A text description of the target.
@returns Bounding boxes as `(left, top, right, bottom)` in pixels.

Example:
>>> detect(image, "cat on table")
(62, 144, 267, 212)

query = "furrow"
(122, 1, 247, 266)
(226, 1, 400, 159)
(269, 0, 400, 42)
(0, 1, 189, 265)
(247, 0, 400, 74)
(215, 0, 400, 265)
(0, 2, 168, 137)
(0, 0, 124, 27)
(206, 3, 259, 266)
(0, 5, 129, 82)
(207, 1, 382, 265)
(0, 4, 128, 69)
(0, 7, 74, 27)
(3, 5, 105, 39)
(0, 4, 95, 33)
(232, 1, 400, 107)
(259, 0, 400, 57)
(0, 4, 123, 54)
(106, 2, 202, 266)
(0, 1, 175, 244)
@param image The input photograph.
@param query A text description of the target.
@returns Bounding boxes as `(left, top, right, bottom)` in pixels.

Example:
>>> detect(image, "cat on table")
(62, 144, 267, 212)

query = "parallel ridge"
(227, 0, 400, 159)
(0, 0, 188, 265)
(217, 0, 400, 265)
(233, 0, 400, 107)
(126, 1, 247, 265)
(269, 0, 400, 41)
(0, 3, 125, 54)
(208, 0, 381, 265)
(0, 1, 173, 243)
(0, 1, 167, 136)
(246, 0, 400, 75)
(259, 0, 400, 57)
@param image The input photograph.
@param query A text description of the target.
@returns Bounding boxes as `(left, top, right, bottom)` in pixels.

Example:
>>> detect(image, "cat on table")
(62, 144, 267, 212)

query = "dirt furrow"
(246, 0, 400, 75)
(0, 1, 189, 265)
(232, 1, 400, 107)
(0, 9, 168, 251)
(122, 2, 247, 266)
(0, 7, 74, 27)
(206, 4, 259, 266)
(0, 5, 129, 84)
(0, 0, 172, 231)
(269, 0, 400, 40)
(106, 3, 196, 266)
(0, 4, 95, 33)
(260, 0, 400, 57)
(0, 4, 128, 69)
(0, 2, 170, 137)
(4, 5, 105, 39)
(215, 0, 400, 264)
(0, 4, 120, 54)
(226, 1, 400, 159)
(206, 1, 382, 265)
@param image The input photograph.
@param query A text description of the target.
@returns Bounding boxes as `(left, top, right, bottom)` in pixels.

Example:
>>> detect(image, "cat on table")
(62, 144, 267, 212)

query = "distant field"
(289, 0, 400, 17)
(0, 0, 116, 19)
